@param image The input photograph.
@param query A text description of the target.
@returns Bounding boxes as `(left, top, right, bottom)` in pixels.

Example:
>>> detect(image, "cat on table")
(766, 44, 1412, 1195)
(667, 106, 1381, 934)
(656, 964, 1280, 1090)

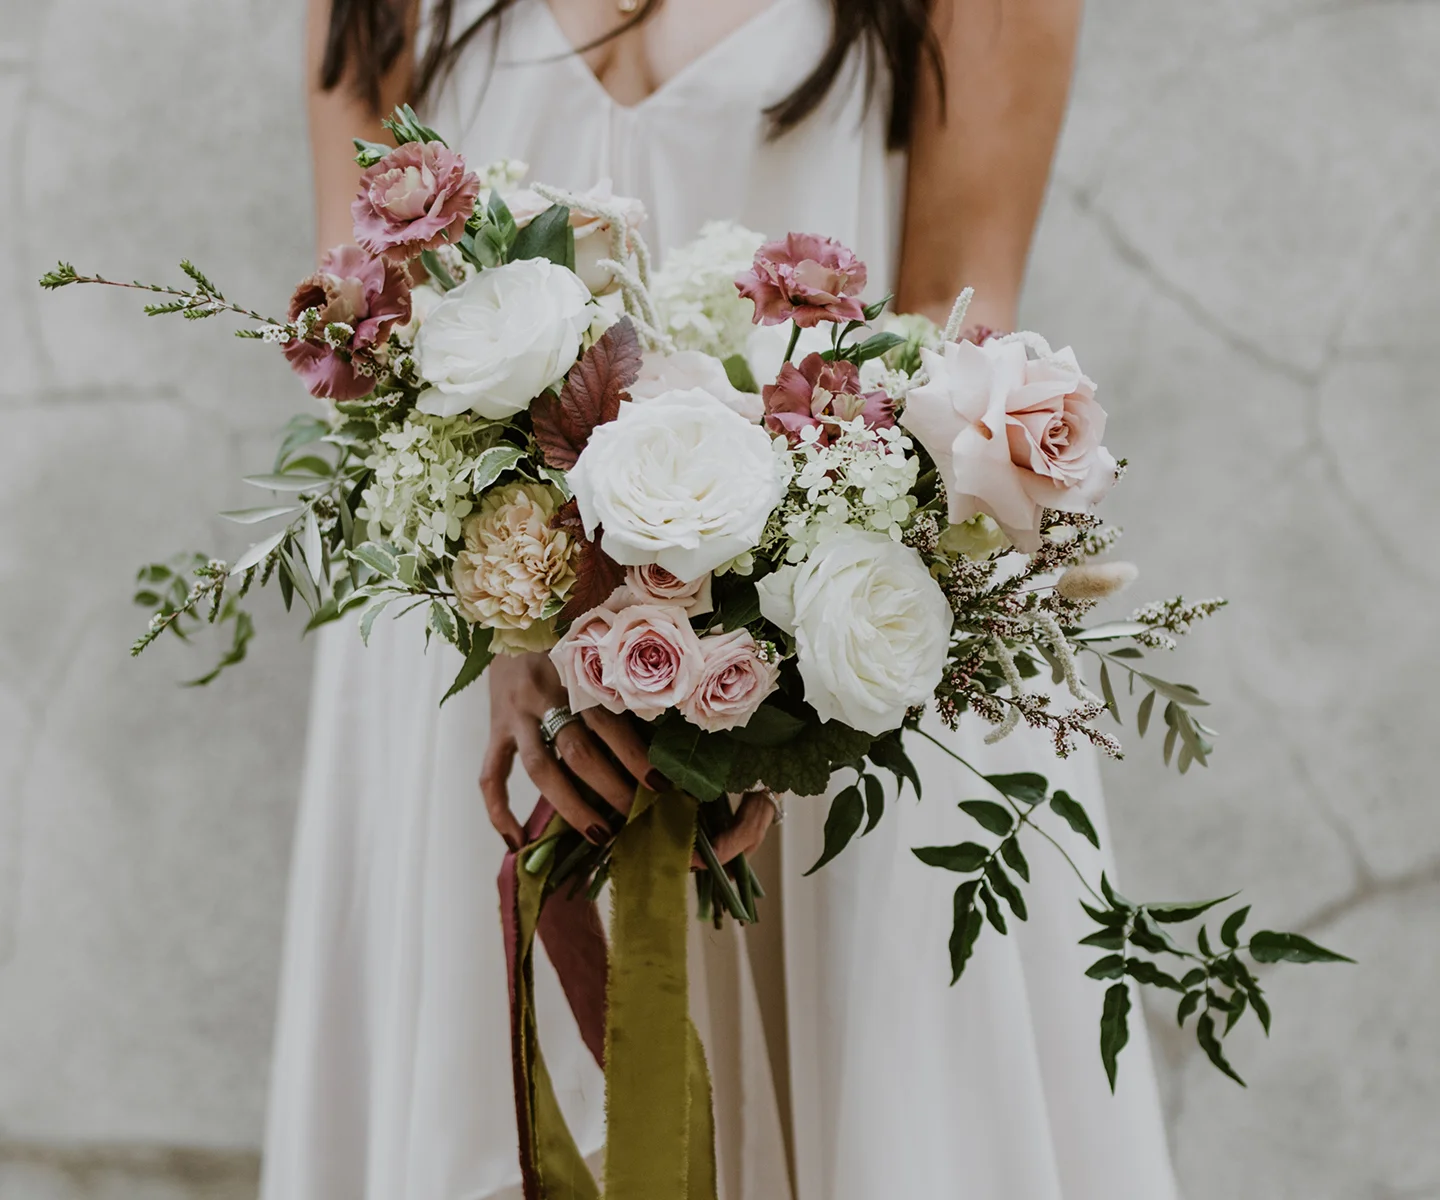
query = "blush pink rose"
(736, 233, 868, 328)
(599, 604, 706, 721)
(677, 630, 780, 733)
(549, 606, 625, 715)
(763, 351, 894, 446)
(900, 338, 1117, 553)
(351, 141, 481, 264)
(623, 564, 714, 616)
(283, 245, 411, 401)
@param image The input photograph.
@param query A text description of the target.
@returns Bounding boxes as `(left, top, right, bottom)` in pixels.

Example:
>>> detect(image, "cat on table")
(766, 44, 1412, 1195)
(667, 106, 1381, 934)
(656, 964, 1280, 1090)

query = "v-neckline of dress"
(533, 0, 801, 114)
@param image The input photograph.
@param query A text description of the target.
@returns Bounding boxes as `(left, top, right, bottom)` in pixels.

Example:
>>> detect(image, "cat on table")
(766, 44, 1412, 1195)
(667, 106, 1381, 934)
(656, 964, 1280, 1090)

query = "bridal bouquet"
(44, 106, 1345, 1196)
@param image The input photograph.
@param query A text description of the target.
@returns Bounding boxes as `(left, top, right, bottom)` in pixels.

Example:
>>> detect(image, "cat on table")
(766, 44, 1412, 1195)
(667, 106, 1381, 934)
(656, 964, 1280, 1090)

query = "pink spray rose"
(283, 245, 411, 401)
(677, 630, 780, 733)
(622, 564, 714, 617)
(351, 141, 481, 264)
(550, 606, 625, 715)
(899, 338, 1117, 553)
(736, 233, 868, 328)
(762, 351, 894, 446)
(599, 604, 706, 721)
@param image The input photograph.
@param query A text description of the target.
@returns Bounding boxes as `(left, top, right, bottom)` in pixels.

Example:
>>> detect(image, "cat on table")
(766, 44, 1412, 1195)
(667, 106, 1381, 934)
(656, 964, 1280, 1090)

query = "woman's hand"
(479, 651, 662, 850)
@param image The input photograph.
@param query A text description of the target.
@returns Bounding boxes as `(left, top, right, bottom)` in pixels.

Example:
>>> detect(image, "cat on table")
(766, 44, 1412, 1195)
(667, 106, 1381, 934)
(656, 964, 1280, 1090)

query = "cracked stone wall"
(1, 1, 1436, 1197)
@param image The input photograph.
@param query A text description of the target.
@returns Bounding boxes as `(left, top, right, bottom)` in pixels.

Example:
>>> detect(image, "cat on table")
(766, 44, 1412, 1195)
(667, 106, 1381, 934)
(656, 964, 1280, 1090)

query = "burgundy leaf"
(532, 318, 642, 470)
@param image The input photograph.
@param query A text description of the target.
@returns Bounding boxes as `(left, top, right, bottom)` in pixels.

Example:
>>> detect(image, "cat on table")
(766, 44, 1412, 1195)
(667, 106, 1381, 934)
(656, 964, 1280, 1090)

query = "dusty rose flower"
(900, 338, 1117, 553)
(762, 351, 894, 445)
(599, 604, 706, 721)
(677, 630, 780, 733)
(352, 141, 481, 264)
(283, 245, 411, 401)
(736, 233, 868, 328)
(622, 565, 714, 616)
(451, 483, 577, 644)
(550, 606, 625, 714)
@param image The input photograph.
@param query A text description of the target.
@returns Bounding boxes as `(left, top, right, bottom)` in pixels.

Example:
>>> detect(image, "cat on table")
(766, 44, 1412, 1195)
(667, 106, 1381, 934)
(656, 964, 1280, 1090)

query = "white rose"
(505, 180, 647, 295)
(756, 529, 953, 736)
(627, 350, 763, 422)
(568, 390, 789, 579)
(391, 281, 445, 346)
(414, 257, 593, 419)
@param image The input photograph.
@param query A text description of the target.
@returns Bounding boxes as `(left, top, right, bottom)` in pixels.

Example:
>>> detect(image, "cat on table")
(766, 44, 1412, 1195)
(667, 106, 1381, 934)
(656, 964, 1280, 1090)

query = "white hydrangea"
(769, 419, 920, 561)
(356, 417, 500, 561)
(652, 220, 766, 360)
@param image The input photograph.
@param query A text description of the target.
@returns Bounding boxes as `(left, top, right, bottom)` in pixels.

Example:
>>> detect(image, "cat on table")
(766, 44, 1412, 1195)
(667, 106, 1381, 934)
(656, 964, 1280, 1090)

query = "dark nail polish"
(646, 769, 669, 792)
(587, 824, 612, 846)
(503, 835, 520, 853)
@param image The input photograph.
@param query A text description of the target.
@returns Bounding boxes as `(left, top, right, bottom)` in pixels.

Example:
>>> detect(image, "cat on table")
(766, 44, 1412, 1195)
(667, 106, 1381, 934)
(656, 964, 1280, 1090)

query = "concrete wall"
(1, 1, 1436, 1196)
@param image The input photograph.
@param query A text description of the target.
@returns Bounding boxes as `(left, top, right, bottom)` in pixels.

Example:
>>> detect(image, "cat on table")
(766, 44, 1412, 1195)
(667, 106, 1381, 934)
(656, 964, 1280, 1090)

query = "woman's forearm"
(305, 0, 418, 257)
(895, 0, 1083, 330)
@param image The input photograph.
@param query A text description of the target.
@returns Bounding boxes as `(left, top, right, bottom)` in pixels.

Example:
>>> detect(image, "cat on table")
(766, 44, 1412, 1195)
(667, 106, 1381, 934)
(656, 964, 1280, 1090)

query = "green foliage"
(722, 353, 759, 393)
(509, 203, 576, 271)
(805, 785, 865, 875)
(381, 104, 444, 147)
(649, 716, 737, 802)
(441, 626, 495, 706)
(722, 717, 874, 799)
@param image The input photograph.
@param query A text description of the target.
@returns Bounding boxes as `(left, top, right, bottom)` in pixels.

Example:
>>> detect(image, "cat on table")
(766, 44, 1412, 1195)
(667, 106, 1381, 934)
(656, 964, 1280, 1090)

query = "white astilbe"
(768, 419, 919, 562)
(1035, 612, 1101, 705)
(985, 635, 1024, 744)
(651, 220, 767, 359)
(942, 287, 975, 343)
(356, 416, 499, 561)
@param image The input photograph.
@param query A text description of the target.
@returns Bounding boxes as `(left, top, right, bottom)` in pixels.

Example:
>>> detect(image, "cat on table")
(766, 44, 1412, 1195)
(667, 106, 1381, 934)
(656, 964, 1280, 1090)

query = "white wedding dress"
(260, 2, 1182, 1197)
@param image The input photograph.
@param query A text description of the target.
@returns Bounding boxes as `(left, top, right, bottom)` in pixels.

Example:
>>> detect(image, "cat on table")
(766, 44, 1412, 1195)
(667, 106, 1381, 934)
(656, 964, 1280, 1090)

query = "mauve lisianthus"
(283, 245, 411, 401)
(451, 483, 577, 648)
(736, 233, 868, 328)
(352, 141, 481, 264)
(677, 630, 780, 733)
(763, 351, 894, 446)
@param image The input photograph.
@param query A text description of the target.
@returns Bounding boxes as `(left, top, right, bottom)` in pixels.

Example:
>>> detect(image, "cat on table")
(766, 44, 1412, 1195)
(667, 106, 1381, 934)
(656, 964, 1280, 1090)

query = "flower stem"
(783, 322, 802, 365)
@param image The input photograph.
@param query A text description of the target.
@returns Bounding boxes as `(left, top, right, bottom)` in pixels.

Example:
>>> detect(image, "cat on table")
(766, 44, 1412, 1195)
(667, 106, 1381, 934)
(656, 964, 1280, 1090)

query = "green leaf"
(862, 774, 885, 835)
(1081, 901, 1129, 927)
(220, 505, 302, 525)
(540, 464, 572, 499)
(359, 597, 396, 645)
(420, 248, 458, 291)
(708, 579, 761, 634)
(805, 785, 865, 875)
(1109, 646, 1144, 660)
(303, 596, 341, 632)
(1000, 835, 1030, 882)
(867, 732, 922, 799)
(1079, 928, 1125, 951)
(1130, 912, 1185, 957)
(473, 445, 527, 491)
(182, 609, 255, 687)
(959, 800, 1013, 836)
(1050, 789, 1100, 848)
(1245, 983, 1273, 1035)
(1144, 893, 1237, 924)
(722, 353, 759, 394)
(243, 472, 331, 492)
(486, 189, 519, 248)
(984, 858, 1027, 920)
(1163, 723, 1179, 766)
(1221, 905, 1251, 949)
(510, 203, 576, 270)
(728, 704, 806, 747)
(429, 601, 458, 647)
(949, 881, 984, 984)
(1225, 988, 1249, 1033)
(1100, 983, 1131, 1092)
(912, 841, 989, 872)
(649, 717, 738, 803)
(1197, 925, 1214, 957)
(229, 529, 287, 576)
(850, 331, 906, 363)
(1139, 672, 1210, 706)
(1248, 931, 1355, 964)
(1176, 991, 1202, 1026)
(1136, 690, 1156, 737)
(1196, 1012, 1246, 1086)
(440, 626, 495, 706)
(1086, 954, 1126, 980)
(1099, 662, 1121, 725)
(979, 882, 1008, 934)
(723, 717, 873, 799)
(1125, 958, 1187, 992)
(350, 541, 400, 579)
(1070, 621, 1151, 642)
(1100, 873, 1133, 911)
(861, 293, 893, 321)
(985, 772, 1048, 806)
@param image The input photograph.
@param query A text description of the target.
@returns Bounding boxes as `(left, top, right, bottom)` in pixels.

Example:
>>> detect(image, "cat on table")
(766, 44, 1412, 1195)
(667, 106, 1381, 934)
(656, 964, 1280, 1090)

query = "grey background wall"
(2, 1, 1436, 1197)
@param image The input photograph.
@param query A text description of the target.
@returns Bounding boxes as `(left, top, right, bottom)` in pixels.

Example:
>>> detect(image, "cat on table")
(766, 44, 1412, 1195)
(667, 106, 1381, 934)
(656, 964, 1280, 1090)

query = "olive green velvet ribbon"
(506, 788, 718, 1200)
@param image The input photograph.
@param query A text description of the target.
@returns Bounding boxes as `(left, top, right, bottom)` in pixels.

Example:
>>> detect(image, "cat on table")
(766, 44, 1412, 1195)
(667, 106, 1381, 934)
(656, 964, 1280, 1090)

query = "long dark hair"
(321, 0, 942, 150)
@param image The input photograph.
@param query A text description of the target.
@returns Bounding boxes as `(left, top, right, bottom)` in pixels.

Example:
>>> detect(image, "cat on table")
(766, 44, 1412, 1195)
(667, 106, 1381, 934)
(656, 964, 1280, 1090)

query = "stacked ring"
(539, 705, 584, 745)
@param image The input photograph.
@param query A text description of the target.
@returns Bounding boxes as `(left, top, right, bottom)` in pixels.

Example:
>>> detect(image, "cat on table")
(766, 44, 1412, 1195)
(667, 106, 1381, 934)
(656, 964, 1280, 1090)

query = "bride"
(263, 1, 1182, 1197)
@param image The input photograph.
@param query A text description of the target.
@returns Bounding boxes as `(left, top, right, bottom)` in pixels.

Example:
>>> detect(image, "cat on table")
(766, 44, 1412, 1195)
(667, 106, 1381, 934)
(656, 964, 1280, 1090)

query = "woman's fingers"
(479, 736, 526, 851)
(711, 791, 777, 865)
(582, 707, 666, 793)
(517, 726, 613, 845)
(553, 721, 637, 815)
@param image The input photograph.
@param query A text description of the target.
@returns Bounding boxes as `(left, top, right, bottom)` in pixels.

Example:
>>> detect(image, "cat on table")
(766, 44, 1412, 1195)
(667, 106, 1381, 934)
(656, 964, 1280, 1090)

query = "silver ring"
(539, 705, 584, 746)
(753, 789, 785, 825)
